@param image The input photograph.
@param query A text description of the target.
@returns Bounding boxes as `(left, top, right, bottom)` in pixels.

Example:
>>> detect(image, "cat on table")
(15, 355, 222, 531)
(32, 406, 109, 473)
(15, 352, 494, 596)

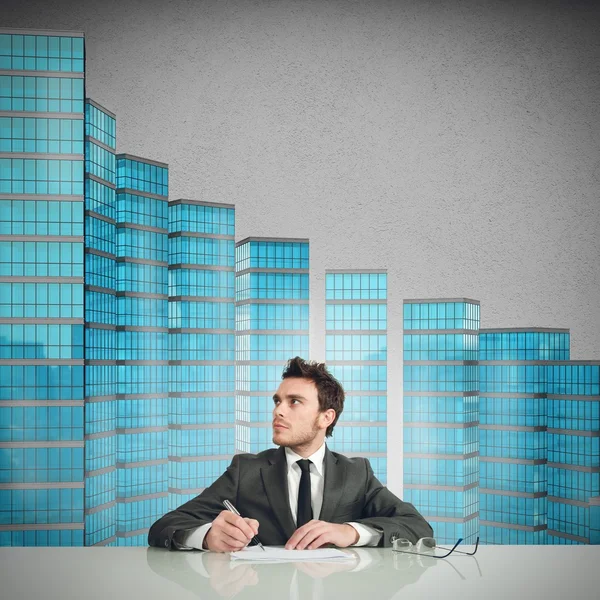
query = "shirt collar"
(284, 443, 326, 477)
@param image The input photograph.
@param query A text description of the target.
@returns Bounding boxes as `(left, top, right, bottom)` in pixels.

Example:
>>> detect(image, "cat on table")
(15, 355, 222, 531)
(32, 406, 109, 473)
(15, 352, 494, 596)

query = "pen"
(222, 499, 265, 551)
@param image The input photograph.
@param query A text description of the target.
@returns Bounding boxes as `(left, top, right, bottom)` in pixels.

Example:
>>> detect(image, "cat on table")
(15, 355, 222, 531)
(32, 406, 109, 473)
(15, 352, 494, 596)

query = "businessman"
(148, 357, 433, 552)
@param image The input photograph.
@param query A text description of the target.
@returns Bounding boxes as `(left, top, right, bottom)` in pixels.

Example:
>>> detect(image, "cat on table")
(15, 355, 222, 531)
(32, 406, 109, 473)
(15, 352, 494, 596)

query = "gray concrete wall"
(5, 0, 600, 494)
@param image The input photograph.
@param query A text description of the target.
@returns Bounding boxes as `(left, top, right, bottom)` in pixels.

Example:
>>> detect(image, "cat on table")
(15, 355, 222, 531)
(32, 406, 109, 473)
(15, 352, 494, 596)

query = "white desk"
(1, 545, 599, 599)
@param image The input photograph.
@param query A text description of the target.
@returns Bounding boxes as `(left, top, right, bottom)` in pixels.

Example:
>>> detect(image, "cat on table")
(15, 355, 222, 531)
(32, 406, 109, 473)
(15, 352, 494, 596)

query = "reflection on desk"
(145, 546, 437, 599)
(2, 545, 600, 600)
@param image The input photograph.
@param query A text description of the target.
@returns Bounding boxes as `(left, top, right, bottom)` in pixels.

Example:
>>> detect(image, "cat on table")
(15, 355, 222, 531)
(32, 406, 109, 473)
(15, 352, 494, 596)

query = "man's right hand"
(203, 510, 260, 553)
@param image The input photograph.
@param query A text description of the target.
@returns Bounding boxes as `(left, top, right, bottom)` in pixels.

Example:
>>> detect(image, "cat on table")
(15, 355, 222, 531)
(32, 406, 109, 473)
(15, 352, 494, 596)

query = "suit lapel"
(260, 447, 296, 540)
(318, 447, 347, 522)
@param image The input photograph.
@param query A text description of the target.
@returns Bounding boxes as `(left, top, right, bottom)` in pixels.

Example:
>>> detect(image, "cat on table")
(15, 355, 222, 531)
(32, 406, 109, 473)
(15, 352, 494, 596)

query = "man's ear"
(320, 408, 336, 429)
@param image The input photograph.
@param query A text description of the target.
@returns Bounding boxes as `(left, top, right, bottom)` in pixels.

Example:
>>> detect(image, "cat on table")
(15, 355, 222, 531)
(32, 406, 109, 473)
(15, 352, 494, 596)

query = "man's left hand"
(285, 520, 359, 550)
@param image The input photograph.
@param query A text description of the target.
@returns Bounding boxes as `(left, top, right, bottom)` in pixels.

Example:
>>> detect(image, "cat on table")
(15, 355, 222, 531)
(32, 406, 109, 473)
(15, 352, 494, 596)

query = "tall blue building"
(479, 328, 570, 545)
(591, 497, 600, 545)
(83, 98, 117, 546)
(403, 298, 480, 545)
(235, 238, 309, 454)
(325, 270, 387, 483)
(168, 199, 235, 509)
(0, 28, 86, 546)
(547, 361, 599, 545)
(114, 154, 169, 545)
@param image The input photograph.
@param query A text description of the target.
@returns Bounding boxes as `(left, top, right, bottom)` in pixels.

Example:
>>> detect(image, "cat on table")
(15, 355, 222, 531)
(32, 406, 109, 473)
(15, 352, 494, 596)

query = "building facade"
(403, 298, 480, 545)
(234, 238, 309, 454)
(591, 497, 600, 545)
(83, 98, 117, 546)
(0, 28, 86, 546)
(479, 328, 570, 545)
(325, 270, 387, 483)
(168, 199, 235, 508)
(547, 362, 600, 544)
(114, 154, 169, 545)
(0, 29, 85, 546)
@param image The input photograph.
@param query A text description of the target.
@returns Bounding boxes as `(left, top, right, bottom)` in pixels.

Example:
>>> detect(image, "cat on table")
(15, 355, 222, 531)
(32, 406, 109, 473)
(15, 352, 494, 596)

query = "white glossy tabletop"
(1, 545, 599, 600)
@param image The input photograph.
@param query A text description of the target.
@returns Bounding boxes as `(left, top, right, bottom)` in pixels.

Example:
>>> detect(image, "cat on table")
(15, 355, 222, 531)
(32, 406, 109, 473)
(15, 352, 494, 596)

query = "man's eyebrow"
(272, 394, 307, 401)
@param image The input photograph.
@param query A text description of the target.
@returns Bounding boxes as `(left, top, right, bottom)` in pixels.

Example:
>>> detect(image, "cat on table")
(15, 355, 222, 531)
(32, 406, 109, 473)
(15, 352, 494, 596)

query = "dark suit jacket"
(148, 446, 433, 550)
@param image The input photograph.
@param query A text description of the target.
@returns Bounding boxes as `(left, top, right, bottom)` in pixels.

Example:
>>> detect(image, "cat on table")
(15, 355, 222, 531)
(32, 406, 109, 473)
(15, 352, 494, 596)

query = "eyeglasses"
(391, 536, 479, 559)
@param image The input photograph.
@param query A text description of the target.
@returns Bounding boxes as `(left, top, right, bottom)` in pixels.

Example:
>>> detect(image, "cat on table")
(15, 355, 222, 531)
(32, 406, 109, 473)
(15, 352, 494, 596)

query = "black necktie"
(296, 459, 313, 528)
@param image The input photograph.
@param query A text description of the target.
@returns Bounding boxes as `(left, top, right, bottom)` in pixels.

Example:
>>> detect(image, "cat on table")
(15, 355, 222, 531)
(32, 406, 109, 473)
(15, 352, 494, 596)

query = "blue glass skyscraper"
(83, 98, 117, 546)
(479, 328, 570, 545)
(591, 497, 600, 545)
(114, 154, 169, 545)
(325, 270, 387, 483)
(547, 361, 599, 544)
(0, 28, 86, 546)
(403, 298, 480, 545)
(168, 199, 235, 508)
(235, 238, 309, 454)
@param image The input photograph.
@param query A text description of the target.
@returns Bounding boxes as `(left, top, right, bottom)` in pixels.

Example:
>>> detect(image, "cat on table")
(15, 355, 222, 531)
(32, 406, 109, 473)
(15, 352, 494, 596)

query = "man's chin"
(272, 431, 291, 446)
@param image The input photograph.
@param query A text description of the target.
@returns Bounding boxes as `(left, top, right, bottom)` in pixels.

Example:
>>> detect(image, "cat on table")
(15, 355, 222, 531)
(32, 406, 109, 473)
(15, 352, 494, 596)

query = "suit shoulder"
(330, 451, 369, 469)
(234, 448, 278, 464)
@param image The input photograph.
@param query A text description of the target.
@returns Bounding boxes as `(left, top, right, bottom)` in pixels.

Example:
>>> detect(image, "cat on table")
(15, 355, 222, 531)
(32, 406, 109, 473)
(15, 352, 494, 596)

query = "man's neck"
(288, 437, 325, 458)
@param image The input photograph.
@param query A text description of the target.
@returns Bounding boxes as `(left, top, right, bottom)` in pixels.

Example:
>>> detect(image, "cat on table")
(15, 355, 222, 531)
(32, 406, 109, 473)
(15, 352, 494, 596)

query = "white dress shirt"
(179, 443, 382, 550)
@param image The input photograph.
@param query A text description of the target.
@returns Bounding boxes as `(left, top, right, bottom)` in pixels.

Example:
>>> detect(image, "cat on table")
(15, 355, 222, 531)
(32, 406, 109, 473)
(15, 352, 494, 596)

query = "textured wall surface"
(5, 0, 600, 493)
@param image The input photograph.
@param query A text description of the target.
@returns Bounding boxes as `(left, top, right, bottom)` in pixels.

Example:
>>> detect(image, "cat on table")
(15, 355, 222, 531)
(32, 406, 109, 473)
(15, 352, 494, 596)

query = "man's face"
(272, 377, 331, 449)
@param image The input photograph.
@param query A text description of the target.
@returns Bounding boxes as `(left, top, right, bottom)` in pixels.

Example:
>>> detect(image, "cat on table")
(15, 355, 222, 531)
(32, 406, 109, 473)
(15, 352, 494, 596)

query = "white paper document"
(230, 545, 356, 563)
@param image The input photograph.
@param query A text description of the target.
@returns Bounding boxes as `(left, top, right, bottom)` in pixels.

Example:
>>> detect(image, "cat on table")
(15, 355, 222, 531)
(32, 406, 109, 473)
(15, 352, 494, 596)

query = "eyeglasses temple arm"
(441, 536, 480, 556)
(434, 537, 463, 559)
(464, 536, 479, 556)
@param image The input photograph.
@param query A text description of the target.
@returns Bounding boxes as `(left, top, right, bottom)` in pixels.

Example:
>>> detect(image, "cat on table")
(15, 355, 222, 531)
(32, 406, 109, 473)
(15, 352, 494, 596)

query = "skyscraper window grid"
(0, 28, 85, 548)
(0, 33, 84, 72)
(168, 199, 235, 511)
(403, 298, 481, 545)
(479, 329, 569, 545)
(113, 154, 169, 546)
(325, 271, 387, 484)
(0, 75, 85, 113)
(234, 238, 309, 454)
(0, 116, 85, 154)
(547, 362, 600, 545)
(83, 97, 117, 546)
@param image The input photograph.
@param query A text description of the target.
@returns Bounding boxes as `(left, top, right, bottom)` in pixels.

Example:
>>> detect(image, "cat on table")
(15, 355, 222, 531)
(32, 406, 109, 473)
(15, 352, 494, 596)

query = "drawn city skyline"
(0, 28, 598, 547)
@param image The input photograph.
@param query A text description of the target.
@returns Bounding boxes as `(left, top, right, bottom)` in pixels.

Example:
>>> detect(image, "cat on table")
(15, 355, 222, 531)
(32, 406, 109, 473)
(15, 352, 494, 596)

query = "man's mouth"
(273, 422, 288, 430)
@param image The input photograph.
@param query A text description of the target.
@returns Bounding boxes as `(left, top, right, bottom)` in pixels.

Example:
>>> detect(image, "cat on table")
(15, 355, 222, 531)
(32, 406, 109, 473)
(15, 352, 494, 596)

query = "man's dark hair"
(281, 356, 344, 437)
